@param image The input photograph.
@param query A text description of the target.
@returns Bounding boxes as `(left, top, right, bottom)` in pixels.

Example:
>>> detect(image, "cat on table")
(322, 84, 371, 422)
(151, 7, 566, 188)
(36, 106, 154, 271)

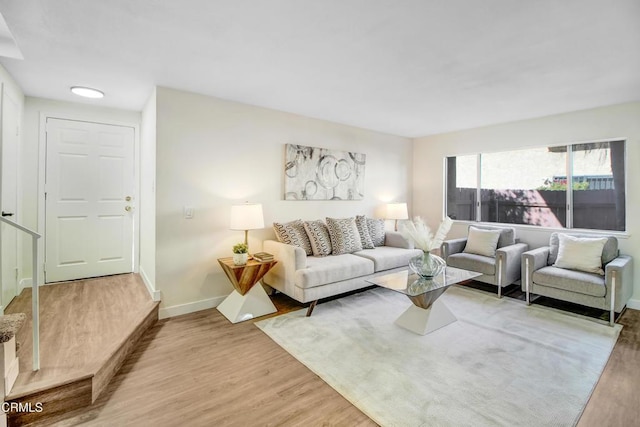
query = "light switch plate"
(184, 206, 194, 219)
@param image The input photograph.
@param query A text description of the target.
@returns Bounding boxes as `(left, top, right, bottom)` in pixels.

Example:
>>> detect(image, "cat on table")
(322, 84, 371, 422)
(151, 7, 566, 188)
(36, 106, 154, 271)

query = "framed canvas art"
(284, 144, 366, 200)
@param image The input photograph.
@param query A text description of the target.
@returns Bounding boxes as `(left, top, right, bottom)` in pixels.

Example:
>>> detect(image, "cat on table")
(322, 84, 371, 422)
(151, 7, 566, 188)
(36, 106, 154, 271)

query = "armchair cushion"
(554, 234, 608, 275)
(463, 227, 501, 257)
(548, 232, 618, 266)
(470, 224, 515, 248)
(532, 266, 606, 297)
(447, 252, 496, 276)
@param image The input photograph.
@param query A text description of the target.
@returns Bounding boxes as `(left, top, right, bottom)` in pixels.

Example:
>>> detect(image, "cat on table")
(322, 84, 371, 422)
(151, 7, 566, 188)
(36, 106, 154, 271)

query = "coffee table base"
(395, 298, 457, 335)
(217, 283, 277, 323)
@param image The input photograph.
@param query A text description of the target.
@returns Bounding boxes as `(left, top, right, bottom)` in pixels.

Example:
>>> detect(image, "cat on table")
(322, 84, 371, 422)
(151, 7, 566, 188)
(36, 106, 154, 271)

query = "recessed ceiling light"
(70, 86, 104, 99)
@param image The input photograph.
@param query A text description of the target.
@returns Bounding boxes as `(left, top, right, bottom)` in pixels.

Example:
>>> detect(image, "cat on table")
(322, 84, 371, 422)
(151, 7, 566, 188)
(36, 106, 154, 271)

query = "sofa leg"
(306, 300, 318, 317)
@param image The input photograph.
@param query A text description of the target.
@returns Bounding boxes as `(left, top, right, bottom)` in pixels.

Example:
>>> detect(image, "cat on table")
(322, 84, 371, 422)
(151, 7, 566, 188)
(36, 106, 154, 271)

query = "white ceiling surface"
(0, 0, 639, 137)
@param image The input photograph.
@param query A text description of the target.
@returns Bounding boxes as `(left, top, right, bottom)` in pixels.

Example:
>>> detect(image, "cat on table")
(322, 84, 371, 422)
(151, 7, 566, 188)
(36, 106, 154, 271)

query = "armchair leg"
(525, 258, 531, 306)
(609, 271, 616, 327)
(497, 258, 503, 299)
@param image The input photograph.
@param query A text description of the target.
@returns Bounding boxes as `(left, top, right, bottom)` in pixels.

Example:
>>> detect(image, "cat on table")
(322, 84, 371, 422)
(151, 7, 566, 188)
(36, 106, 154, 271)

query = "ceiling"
(0, 0, 639, 137)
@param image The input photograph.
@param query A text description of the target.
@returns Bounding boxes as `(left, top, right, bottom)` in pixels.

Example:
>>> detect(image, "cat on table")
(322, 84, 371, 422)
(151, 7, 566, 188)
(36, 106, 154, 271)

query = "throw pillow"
(326, 217, 363, 255)
(367, 218, 386, 247)
(554, 233, 607, 275)
(273, 220, 313, 256)
(303, 220, 333, 256)
(463, 226, 501, 257)
(355, 215, 375, 249)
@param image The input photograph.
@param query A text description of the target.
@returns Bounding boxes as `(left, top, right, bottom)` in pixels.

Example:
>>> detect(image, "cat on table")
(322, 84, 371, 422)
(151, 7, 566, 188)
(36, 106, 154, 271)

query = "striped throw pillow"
(273, 220, 313, 255)
(303, 220, 332, 256)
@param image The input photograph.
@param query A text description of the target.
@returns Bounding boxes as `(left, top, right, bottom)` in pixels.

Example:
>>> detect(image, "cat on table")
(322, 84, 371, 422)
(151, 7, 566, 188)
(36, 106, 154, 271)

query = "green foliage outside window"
(537, 180, 589, 191)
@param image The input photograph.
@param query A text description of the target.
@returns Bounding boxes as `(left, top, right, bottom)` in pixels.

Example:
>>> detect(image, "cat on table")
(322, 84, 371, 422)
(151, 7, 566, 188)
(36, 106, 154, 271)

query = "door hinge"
(15, 268, 18, 280)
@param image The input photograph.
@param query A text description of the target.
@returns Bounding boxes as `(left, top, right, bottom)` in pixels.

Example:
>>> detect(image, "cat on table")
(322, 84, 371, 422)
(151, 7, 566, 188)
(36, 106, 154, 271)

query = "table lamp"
(386, 202, 408, 231)
(230, 202, 265, 254)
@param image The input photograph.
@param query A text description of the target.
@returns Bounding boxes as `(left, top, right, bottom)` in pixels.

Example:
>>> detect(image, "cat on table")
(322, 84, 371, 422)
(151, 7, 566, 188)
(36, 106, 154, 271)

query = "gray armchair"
(522, 233, 633, 326)
(441, 225, 529, 298)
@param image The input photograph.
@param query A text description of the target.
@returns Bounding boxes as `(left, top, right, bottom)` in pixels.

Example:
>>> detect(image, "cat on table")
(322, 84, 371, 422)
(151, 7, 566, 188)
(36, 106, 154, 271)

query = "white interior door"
(45, 118, 135, 283)
(0, 85, 19, 306)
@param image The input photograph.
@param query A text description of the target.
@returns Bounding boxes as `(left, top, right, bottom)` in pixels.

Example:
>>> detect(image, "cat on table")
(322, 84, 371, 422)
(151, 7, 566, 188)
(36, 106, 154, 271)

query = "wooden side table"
(216, 257, 278, 323)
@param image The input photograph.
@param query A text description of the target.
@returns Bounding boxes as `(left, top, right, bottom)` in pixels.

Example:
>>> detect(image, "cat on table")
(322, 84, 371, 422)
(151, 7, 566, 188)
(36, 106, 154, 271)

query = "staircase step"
(0, 314, 26, 350)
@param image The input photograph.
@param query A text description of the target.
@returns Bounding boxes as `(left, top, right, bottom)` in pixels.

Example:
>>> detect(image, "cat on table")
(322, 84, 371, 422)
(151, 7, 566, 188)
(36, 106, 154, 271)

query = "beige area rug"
(256, 286, 621, 427)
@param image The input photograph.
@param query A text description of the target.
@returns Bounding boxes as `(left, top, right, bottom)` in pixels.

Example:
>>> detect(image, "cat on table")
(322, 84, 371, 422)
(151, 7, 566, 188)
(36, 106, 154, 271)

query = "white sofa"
(263, 231, 422, 315)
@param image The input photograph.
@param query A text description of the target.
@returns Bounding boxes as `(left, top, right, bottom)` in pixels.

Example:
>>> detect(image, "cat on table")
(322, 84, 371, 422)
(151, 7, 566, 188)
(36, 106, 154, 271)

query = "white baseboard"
(139, 267, 162, 302)
(627, 298, 640, 310)
(19, 278, 56, 289)
(18, 278, 32, 292)
(159, 295, 227, 319)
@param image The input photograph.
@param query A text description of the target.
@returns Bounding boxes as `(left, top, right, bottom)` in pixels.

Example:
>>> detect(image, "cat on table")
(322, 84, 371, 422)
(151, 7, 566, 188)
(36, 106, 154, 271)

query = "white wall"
(413, 101, 640, 307)
(21, 97, 140, 281)
(139, 89, 157, 298)
(155, 87, 412, 316)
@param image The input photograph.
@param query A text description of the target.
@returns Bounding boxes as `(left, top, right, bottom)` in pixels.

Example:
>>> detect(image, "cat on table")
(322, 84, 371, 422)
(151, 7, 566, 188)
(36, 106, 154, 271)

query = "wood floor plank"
(578, 308, 640, 426)
(33, 285, 640, 426)
(4, 274, 156, 399)
(52, 307, 375, 426)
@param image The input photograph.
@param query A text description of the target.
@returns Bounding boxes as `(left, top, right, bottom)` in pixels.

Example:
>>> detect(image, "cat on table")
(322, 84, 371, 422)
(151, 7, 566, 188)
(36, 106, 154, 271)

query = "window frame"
(444, 139, 628, 233)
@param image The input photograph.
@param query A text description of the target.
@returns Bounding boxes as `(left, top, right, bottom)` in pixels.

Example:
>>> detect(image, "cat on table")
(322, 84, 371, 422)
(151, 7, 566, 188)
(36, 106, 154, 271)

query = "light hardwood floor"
(3, 274, 158, 425)
(52, 284, 639, 426)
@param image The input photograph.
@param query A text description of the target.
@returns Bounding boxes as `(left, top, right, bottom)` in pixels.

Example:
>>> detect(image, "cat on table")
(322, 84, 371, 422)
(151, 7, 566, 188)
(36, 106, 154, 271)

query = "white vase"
(233, 253, 248, 265)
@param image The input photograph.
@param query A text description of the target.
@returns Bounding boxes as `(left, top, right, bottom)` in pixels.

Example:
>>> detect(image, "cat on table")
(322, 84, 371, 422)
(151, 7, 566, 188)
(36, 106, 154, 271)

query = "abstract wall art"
(284, 144, 366, 200)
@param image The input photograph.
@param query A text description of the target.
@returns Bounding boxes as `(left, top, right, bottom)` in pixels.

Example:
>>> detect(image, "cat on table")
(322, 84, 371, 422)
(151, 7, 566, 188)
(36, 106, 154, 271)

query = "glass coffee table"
(366, 267, 481, 335)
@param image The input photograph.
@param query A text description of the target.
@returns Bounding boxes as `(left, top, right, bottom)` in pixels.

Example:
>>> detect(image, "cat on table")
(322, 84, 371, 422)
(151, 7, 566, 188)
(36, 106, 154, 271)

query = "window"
(446, 155, 477, 221)
(445, 140, 626, 231)
(571, 141, 625, 231)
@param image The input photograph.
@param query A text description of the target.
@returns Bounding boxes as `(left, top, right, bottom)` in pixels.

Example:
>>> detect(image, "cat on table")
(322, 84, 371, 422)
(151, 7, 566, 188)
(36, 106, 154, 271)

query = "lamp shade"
(386, 203, 408, 220)
(230, 203, 264, 230)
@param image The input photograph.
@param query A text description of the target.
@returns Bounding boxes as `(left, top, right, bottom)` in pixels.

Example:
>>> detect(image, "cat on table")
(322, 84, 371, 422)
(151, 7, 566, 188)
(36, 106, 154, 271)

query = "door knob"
(125, 206, 132, 212)
(1, 211, 14, 217)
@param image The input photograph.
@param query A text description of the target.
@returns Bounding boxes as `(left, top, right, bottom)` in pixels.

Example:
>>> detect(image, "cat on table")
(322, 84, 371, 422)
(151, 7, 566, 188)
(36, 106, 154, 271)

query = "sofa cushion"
(326, 217, 363, 254)
(554, 234, 607, 275)
(463, 227, 501, 258)
(355, 215, 375, 249)
(353, 246, 422, 272)
(303, 220, 332, 256)
(532, 266, 606, 297)
(295, 254, 374, 289)
(548, 232, 618, 266)
(273, 220, 313, 255)
(447, 252, 496, 276)
(367, 218, 386, 247)
(470, 224, 516, 248)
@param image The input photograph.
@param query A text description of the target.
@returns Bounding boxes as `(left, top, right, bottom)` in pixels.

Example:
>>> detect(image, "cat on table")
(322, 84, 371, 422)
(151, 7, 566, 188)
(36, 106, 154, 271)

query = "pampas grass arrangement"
(399, 216, 453, 252)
